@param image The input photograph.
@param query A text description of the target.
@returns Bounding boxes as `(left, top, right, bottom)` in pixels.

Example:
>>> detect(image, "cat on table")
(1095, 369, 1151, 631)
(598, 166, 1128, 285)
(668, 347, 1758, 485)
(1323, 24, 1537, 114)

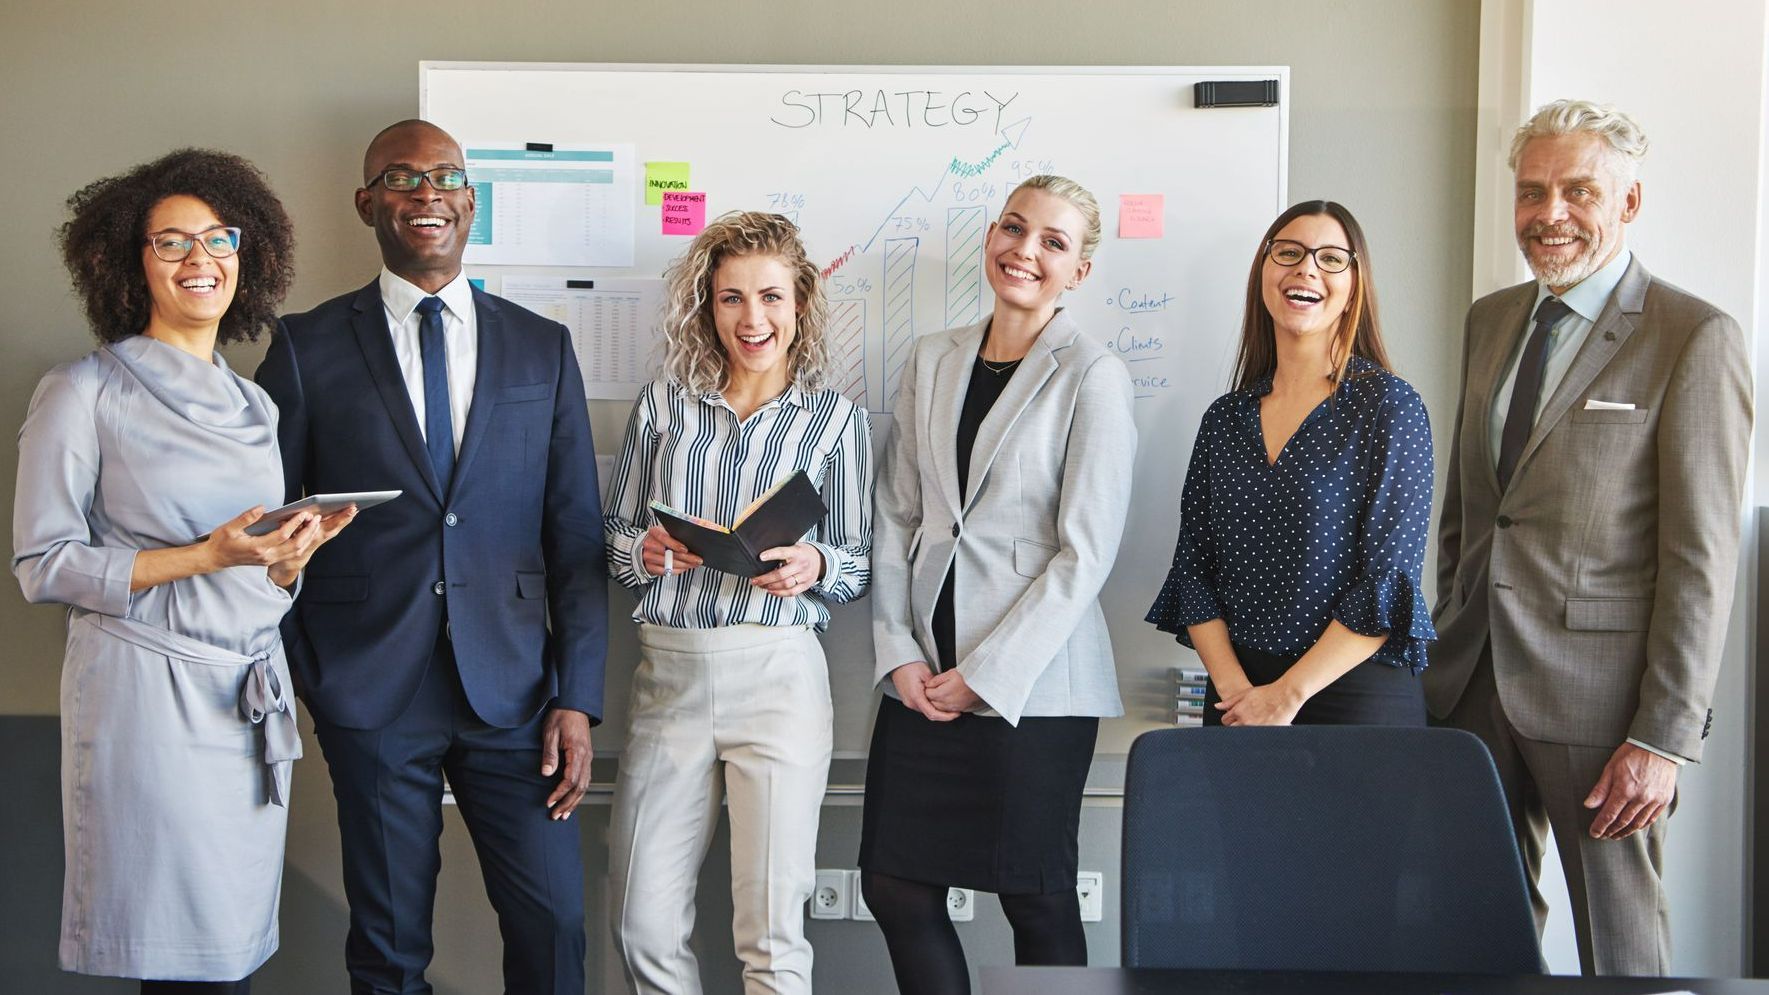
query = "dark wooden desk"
(980, 967, 1769, 994)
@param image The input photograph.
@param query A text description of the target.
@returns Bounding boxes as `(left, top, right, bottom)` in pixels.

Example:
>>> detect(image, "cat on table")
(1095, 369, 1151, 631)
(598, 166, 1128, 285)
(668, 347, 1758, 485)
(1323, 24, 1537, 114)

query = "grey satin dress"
(11, 335, 302, 981)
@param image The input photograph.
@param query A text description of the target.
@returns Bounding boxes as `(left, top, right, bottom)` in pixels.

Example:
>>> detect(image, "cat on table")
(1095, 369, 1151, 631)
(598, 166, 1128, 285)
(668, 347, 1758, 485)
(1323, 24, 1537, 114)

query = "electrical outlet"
(946, 887, 975, 922)
(810, 869, 848, 920)
(848, 869, 874, 921)
(1076, 871, 1104, 922)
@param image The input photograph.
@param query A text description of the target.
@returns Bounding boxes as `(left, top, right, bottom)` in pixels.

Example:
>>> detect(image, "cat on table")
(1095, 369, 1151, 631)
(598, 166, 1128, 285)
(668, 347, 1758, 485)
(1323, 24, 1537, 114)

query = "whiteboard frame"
(421, 62, 1288, 211)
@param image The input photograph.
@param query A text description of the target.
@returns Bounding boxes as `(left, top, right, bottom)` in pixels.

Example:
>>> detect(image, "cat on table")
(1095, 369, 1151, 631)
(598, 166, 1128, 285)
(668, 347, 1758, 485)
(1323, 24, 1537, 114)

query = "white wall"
(1475, 0, 1769, 976)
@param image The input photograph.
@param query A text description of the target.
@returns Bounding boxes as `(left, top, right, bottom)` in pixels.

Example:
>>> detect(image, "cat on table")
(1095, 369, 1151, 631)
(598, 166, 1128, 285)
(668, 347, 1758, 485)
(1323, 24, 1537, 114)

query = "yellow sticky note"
(645, 162, 691, 206)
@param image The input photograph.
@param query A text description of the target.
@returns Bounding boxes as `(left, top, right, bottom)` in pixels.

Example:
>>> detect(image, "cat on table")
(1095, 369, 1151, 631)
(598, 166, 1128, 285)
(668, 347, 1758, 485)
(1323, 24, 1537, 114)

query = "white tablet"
(240, 490, 403, 536)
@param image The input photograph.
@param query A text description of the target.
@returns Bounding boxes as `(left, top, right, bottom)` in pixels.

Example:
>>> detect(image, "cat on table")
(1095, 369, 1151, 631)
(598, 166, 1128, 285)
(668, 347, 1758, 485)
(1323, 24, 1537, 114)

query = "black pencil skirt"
(1202, 644, 1427, 726)
(858, 696, 1099, 895)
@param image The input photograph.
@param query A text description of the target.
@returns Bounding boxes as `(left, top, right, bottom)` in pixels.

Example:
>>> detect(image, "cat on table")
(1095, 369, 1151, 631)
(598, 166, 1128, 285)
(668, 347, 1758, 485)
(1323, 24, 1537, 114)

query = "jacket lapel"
(1511, 258, 1650, 480)
(928, 321, 984, 521)
(447, 288, 505, 499)
(350, 281, 444, 502)
(961, 310, 1071, 515)
(1471, 286, 1537, 498)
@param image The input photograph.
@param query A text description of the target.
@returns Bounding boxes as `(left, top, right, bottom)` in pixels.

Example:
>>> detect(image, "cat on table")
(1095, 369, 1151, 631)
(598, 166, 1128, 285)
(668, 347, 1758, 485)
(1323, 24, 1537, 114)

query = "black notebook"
(648, 471, 827, 577)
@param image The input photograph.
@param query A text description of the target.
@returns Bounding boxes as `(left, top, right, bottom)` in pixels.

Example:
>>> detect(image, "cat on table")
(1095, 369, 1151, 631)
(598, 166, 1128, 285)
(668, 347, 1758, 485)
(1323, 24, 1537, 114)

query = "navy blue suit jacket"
(257, 280, 607, 731)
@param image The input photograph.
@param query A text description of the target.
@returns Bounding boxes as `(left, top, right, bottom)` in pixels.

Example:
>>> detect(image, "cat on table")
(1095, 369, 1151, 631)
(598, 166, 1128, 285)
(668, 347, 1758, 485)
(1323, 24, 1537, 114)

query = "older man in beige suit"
(1428, 99, 1751, 976)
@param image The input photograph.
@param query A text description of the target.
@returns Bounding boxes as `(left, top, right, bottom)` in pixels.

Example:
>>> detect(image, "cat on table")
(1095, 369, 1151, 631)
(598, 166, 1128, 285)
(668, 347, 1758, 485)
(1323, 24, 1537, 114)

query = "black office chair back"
(1121, 726, 1541, 973)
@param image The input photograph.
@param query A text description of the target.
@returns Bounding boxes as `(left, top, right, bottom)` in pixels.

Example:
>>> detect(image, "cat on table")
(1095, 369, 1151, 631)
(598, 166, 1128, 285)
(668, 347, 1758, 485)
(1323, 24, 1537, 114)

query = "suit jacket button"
(444, 512, 459, 527)
(1496, 515, 1513, 529)
(951, 523, 960, 537)
(432, 580, 446, 596)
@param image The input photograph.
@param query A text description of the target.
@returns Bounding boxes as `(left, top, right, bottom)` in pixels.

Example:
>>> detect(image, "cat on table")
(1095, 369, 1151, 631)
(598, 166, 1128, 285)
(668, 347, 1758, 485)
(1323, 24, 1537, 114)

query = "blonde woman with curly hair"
(602, 210, 873, 995)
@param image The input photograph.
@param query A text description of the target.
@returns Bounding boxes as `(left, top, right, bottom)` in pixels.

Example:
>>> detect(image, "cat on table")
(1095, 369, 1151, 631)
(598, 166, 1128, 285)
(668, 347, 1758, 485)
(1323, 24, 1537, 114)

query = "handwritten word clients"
(771, 89, 1019, 131)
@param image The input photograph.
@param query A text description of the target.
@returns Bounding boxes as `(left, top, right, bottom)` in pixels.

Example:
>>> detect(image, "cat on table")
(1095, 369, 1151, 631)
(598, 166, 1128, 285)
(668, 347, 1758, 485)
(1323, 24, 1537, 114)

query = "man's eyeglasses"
(145, 226, 242, 262)
(366, 167, 469, 192)
(1265, 239, 1356, 274)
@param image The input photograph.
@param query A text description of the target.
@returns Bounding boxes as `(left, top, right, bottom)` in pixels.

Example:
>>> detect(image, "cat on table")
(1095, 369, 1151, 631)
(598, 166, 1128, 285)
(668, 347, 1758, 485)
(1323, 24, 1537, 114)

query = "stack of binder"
(1174, 666, 1208, 726)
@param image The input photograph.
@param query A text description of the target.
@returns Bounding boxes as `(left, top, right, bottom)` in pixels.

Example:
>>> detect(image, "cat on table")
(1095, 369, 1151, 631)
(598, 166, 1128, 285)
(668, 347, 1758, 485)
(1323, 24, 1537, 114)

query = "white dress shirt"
(379, 267, 476, 455)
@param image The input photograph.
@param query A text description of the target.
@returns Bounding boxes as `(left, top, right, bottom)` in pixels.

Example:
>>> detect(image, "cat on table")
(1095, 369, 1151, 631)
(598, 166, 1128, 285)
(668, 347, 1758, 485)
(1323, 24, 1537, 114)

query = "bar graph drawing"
(944, 207, 987, 328)
(827, 299, 868, 411)
(881, 237, 919, 405)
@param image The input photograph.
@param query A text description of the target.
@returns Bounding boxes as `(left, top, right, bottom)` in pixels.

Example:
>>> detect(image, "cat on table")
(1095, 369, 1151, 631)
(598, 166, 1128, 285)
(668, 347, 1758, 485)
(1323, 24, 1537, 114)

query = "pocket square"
(1582, 399, 1636, 411)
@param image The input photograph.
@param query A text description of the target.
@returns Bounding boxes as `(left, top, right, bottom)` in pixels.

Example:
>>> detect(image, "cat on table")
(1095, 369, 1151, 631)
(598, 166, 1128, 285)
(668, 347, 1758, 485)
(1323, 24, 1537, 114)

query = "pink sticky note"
(1119, 194, 1165, 239)
(662, 191, 707, 236)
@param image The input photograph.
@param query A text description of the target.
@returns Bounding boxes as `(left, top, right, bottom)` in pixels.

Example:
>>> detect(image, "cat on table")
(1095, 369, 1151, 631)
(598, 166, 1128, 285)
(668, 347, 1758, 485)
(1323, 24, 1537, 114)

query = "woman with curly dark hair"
(12, 149, 353, 994)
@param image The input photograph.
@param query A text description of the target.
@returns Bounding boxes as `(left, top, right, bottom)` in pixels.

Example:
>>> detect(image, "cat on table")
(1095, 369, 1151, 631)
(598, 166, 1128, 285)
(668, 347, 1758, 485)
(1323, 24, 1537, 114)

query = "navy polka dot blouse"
(1145, 356, 1437, 672)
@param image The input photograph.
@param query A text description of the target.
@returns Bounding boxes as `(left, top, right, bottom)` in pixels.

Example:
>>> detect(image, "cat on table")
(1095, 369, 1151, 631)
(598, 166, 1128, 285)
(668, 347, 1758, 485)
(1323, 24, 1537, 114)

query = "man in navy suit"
(258, 119, 606, 994)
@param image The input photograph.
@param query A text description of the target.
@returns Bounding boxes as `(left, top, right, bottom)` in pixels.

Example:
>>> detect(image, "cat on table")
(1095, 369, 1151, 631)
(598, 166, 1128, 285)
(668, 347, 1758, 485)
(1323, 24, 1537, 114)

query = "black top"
(933, 353, 1021, 671)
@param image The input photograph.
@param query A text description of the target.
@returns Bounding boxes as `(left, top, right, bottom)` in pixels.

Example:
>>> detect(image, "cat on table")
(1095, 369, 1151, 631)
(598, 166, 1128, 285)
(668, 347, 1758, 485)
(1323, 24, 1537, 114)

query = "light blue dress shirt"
(1487, 248, 1632, 465)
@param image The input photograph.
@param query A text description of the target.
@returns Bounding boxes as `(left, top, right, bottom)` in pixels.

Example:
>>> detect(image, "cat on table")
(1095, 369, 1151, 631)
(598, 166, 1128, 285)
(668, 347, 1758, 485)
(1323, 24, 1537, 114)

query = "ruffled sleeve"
(1146, 406, 1225, 647)
(1329, 380, 1437, 671)
(1332, 569, 1436, 672)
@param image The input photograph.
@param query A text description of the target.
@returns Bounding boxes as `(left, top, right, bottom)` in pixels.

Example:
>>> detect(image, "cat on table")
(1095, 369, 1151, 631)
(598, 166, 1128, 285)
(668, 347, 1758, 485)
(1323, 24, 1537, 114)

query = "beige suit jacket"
(871, 310, 1136, 725)
(1426, 257, 1750, 761)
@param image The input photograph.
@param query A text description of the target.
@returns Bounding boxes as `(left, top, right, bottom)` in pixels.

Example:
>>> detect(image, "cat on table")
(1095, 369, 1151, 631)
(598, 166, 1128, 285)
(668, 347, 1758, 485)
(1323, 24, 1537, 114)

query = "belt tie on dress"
(239, 653, 299, 807)
(79, 612, 303, 808)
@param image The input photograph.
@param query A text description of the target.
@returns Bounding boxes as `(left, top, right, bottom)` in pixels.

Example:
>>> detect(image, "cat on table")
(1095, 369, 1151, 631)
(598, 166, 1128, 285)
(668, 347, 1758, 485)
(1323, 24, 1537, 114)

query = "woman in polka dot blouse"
(1146, 200, 1435, 726)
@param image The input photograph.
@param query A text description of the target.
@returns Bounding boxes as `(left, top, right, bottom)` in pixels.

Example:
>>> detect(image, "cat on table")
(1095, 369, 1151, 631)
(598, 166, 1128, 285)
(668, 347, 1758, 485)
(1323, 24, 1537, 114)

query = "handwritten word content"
(771, 89, 1020, 132)
(661, 191, 707, 236)
(1109, 289, 1176, 313)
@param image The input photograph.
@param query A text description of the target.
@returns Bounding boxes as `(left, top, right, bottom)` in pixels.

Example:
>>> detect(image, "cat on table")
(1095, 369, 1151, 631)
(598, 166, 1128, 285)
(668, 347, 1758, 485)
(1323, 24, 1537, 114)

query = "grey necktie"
(1496, 296, 1573, 491)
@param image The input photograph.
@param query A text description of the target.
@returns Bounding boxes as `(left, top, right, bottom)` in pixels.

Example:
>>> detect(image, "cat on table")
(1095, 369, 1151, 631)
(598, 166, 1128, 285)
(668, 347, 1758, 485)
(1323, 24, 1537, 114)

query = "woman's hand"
(201, 506, 319, 571)
(639, 525, 702, 577)
(752, 543, 823, 598)
(924, 669, 985, 714)
(267, 505, 358, 589)
(1216, 680, 1305, 726)
(890, 662, 960, 722)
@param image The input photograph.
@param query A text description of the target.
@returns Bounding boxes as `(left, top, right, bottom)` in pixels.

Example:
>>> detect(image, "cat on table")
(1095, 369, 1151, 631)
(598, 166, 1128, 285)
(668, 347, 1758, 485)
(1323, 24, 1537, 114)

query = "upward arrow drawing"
(858, 116, 1034, 253)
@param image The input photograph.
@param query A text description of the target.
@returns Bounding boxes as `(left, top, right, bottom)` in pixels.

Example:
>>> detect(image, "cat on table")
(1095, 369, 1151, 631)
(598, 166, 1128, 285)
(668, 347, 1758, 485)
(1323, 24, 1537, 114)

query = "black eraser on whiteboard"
(526, 141, 554, 152)
(566, 279, 595, 289)
(1194, 81, 1280, 108)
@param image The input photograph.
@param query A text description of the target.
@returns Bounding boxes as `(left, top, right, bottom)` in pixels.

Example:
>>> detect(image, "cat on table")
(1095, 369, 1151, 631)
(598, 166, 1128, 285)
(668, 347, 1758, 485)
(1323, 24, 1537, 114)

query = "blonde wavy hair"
(660, 211, 830, 395)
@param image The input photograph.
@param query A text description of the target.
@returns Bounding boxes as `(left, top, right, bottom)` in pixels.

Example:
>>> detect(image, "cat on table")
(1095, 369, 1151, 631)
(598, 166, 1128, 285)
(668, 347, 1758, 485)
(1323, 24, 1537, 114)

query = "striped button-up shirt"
(604, 379, 873, 629)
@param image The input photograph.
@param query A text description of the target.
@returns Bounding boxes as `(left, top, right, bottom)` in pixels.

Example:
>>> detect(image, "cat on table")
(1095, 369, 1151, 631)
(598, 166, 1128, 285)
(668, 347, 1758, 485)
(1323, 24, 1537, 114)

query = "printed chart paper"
(463, 143, 637, 267)
(500, 276, 666, 400)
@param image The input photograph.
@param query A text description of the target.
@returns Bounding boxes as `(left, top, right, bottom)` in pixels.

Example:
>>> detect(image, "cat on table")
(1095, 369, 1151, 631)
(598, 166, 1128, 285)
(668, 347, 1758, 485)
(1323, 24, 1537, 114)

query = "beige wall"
(0, 2, 1480, 991)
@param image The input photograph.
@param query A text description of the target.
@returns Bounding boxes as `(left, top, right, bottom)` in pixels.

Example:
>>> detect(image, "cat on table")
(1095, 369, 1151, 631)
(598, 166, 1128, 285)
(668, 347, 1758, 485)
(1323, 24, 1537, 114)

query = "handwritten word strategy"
(770, 89, 1020, 132)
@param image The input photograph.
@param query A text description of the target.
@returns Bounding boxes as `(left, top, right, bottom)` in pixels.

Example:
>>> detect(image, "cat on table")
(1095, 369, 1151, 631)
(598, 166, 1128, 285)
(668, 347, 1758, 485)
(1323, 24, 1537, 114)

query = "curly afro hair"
(58, 148, 295, 345)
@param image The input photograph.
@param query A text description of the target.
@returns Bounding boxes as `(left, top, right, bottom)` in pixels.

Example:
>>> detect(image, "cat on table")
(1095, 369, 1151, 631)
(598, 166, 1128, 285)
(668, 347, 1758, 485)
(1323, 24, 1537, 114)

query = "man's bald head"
(354, 118, 474, 293)
(362, 119, 462, 184)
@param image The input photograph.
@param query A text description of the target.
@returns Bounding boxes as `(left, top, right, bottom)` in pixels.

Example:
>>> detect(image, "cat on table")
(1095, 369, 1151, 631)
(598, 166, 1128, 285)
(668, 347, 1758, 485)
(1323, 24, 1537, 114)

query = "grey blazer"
(871, 310, 1136, 725)
(1427, 257, 1751, 761)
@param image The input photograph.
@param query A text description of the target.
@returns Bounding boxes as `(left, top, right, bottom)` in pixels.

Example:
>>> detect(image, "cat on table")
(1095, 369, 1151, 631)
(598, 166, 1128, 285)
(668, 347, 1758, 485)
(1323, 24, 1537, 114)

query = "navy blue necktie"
(1495, 295, 1573, 492)
(416, 296, 455, 494)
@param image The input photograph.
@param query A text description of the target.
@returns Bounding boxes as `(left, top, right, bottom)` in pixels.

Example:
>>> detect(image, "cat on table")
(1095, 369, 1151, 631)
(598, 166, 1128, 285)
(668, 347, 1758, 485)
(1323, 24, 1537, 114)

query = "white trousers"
(610, 624, 833, 995)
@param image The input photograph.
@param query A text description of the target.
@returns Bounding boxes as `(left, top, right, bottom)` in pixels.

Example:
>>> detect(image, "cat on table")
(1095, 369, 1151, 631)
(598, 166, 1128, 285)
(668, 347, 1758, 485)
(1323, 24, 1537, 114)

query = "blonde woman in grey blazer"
(861, 175, 1136, 993)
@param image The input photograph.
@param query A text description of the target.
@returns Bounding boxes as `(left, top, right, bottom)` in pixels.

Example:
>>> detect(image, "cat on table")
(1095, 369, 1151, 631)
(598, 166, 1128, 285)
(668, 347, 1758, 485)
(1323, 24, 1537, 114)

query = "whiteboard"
(422, 63, 1288, 758)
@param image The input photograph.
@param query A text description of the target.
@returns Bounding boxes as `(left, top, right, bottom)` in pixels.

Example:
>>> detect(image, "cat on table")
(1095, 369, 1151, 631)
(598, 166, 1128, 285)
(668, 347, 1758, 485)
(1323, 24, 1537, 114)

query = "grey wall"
(0, 1, 1478, 991)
